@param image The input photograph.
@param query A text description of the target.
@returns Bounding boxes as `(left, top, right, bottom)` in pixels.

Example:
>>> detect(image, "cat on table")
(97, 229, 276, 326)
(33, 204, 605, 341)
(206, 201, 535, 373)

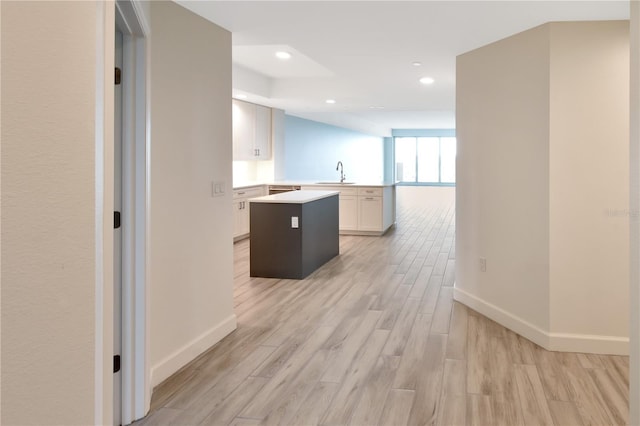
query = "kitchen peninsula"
(249, 190, 339, 279)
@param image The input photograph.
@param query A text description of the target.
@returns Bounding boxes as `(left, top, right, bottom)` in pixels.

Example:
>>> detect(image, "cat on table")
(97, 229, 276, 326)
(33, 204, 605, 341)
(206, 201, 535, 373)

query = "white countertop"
(250, 190, 339, 204)
(233, 181, 396, 190)
(233, 182, 266, 190)
(278, 181, 396, 187)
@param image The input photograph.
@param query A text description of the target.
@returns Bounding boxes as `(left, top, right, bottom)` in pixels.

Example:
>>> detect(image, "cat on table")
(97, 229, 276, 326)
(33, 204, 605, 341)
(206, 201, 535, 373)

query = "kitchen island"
(232, 181, 396, 240)
(249, 190, 339, 279)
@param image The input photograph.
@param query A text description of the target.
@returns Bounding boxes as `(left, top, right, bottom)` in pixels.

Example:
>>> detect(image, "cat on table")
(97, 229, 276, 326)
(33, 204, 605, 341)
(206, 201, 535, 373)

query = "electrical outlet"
(479, 257, 487, 272)
(291, 216, 299, 228)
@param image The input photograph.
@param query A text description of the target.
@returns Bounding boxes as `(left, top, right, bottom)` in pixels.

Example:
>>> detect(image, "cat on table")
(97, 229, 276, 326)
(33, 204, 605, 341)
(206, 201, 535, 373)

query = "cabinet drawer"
(338, 187, 358, 197)
(233, 187, 264, 199)
(302, 186, 358, 196)
(358, 187, 382, 197)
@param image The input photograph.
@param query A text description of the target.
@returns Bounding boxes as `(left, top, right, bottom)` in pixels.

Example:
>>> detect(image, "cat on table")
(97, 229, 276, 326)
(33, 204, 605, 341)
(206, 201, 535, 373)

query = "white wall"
(1, 1, 114, 424)
(148, 1, 236, 387)
(456, 21, 629, 355)
(456, 24, 552, 336)
(549, 21, 629, 344)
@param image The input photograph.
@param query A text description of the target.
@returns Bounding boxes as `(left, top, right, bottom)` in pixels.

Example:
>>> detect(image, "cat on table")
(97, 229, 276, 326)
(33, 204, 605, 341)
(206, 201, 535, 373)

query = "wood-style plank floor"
(136, 187, 629, 426)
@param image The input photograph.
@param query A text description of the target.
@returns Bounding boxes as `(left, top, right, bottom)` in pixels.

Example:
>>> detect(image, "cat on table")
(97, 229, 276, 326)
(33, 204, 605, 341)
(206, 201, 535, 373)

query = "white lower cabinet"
(301, 185, 395, 235)
(233, 199, 249, 238)
(339, 195, 358, 231)
(358, 195, 383, 231)
(233, 186, 266, 240)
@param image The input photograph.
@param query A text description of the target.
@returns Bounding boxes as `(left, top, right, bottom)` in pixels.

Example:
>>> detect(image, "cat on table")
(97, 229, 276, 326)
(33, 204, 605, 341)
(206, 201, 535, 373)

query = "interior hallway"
(136, 186, 628, 425)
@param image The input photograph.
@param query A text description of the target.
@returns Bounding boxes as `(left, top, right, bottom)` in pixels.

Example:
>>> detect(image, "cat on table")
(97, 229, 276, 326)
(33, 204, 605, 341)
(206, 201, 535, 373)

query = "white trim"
(133, 31, 150, 422)
(630, 1, 640, 423)
(116, 0, 147, 36)
(143, 4, 153, 416)
(453, 286, 549, 348)
(96, 1, 116, 424)
(546, 331, 629, 355)
(453, 286, 629, 356)
(150, 315, 238, 388)
(94, 1, 106, 421)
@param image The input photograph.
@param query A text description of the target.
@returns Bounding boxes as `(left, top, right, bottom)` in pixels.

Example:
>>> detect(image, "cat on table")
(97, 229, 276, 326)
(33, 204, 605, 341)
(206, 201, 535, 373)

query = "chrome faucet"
(336, 161, 345, 183)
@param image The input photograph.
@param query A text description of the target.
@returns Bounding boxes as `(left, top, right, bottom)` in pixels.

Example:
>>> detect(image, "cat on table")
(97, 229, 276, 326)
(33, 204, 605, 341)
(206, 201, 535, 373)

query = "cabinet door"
(254, 105, 272, 159)
(232, 100, 256, 160)
(358, 196, 383, 231)
(241, 200, 250, 235)
(233, 199, 245, 238)
(339, 195, 358, 231)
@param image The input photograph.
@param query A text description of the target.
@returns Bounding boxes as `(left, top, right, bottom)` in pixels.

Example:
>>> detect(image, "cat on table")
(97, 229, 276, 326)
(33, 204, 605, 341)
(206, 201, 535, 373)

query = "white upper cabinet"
(254, 105, 272, 159)
(233, 99, 272, 161)
(232, 99, 255, 160)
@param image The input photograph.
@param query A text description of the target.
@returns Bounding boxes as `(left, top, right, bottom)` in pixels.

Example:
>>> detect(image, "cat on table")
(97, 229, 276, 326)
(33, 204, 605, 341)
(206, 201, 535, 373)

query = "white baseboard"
(150, 314, 237, 388)
(453, 286, 628, 356)
(547, 331, 628, 355)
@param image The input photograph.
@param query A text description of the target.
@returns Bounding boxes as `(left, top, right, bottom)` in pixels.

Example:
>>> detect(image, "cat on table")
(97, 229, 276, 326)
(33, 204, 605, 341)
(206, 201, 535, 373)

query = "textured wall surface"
(1, 2, 111, 424)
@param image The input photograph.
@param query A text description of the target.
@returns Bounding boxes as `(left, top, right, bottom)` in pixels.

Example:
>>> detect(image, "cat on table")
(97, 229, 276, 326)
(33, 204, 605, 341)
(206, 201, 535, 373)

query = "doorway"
(114, 1, 149, 424)
(114, 28, 124, 425)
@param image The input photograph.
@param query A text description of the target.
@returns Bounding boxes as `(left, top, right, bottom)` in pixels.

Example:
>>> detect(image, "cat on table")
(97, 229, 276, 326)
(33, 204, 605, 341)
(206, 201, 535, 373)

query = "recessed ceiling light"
(275, 51, 292, 60)
(369, 106, 385, 109)
(236, 94, 248, 100)
(419, 76, 435, 85)
(325, 99, 336, 104)
(412, 62, 422, 67)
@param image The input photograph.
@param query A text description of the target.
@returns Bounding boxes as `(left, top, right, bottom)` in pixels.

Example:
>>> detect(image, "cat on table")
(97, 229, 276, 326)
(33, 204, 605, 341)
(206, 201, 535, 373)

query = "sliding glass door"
(395, 136, 456, 185)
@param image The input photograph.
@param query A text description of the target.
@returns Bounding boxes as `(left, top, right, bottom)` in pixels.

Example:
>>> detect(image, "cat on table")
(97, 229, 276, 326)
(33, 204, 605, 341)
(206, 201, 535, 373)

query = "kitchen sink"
(315, 181, 356, 185)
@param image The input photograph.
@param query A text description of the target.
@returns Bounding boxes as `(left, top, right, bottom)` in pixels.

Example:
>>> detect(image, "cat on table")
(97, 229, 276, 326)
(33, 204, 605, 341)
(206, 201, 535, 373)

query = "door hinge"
(114, 355, 121, 373)
(115, 67, 122, 85)
(114, 211, 121, 229)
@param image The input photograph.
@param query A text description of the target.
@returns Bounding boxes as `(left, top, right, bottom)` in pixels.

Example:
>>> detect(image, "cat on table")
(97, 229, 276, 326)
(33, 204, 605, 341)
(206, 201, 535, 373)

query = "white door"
(113, 29, 123, 426)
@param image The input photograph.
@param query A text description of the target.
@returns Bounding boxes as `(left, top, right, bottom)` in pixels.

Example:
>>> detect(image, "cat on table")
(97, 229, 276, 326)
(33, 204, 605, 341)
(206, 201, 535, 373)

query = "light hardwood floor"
(136, 187, 629, 426)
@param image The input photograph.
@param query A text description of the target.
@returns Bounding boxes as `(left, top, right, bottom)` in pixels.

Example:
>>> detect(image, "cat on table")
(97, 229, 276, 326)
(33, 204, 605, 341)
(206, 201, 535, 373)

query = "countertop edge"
(232, 183, 267, 190)
(249, 190, 340, 204)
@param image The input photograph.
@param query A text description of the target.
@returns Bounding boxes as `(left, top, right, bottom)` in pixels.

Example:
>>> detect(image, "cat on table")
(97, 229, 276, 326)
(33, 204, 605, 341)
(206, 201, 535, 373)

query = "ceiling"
(177, 1, 629, 136)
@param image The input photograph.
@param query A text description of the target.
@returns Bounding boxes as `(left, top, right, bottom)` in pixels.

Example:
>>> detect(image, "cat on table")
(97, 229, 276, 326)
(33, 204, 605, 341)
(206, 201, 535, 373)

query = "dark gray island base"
(249, 190, 339, 279)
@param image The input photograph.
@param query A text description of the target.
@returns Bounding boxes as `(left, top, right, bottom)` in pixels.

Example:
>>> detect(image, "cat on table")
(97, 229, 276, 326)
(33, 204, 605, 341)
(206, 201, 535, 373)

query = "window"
(395, 136, 456, 185)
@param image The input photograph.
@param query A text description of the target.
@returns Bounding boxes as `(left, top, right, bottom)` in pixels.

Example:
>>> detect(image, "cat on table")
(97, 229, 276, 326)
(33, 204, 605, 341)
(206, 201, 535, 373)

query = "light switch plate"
(212, 180, 225, 197)
(291, 216, 299, 228)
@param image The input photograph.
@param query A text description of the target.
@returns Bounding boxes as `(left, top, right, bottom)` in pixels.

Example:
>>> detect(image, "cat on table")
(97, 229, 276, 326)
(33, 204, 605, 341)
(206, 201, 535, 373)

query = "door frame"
(114, 1, 150, 423)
